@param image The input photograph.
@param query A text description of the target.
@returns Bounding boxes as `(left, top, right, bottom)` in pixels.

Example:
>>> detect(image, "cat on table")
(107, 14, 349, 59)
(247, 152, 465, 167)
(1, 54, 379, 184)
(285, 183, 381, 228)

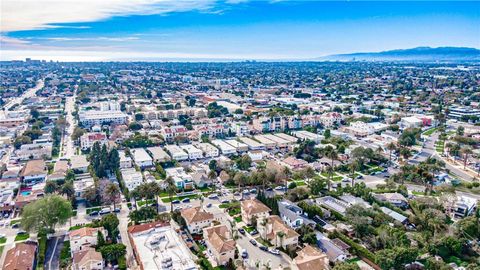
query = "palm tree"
(461, 147, 473, 169)
(166, 176, 177, 213)
(324, 146, 338, 191)
(349, 159, 360, 187)
(276, 231, 286, 249)
(387, 142, 397, 163)
(130, 188, 141, 210)
(208, 170, 218, 193)
(105, 183, 120, 211)
(146, 182, 161, 213)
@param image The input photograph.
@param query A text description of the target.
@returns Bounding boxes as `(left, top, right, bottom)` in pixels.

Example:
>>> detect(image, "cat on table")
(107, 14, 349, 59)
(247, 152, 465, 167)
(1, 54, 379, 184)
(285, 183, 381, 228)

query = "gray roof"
(380, 207, 408, 223)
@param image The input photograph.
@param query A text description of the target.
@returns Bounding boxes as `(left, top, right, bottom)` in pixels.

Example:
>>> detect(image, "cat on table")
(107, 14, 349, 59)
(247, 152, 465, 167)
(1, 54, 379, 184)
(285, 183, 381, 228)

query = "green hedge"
(37, 234, 48, 267)
(330, 231, 376, 262)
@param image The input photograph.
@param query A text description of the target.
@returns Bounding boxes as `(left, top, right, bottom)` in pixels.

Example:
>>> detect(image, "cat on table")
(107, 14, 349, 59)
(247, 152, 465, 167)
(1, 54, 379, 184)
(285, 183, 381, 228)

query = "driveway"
(44, 235, 65, 270)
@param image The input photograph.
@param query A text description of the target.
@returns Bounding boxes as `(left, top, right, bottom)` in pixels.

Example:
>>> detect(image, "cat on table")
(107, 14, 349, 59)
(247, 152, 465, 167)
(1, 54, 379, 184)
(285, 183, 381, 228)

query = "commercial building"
(253, 135, 276, 149)
(224, 139, 249, 153)
(79, 110, 127, 127)
(238, 136, 265, 150)
(128, 221, 198, 270)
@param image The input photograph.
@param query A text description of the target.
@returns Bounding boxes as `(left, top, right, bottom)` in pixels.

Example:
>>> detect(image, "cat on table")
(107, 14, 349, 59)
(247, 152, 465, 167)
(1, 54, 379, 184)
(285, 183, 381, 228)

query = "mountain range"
(321, 47, 480, 62)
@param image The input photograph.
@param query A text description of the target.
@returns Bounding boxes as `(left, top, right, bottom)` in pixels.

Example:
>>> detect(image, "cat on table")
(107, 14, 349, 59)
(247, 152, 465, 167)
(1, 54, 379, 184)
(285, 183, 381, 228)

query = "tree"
(71, 127, 86, 141)
(376, 247, 418, 270)
(324, 145, 338, 191)
(145, 182, 161, 213)
(332, 263, 361, 270)
(97, 231, 106, 248)
(208, 160, 218, 172)
(14, 136, 32, 149)
(166, 177, 177, 213)
(324, 129, 331, 139)
(44, 181, 58, 194)
(21, 195, 72, 233)
(99, 244, 126, 263)
(129, 206, 157, 224)
(104, 183, 120, 211)
(461, 147, 473, 169)
(128, 122, 142, 131)
(387, 142, 397, 163)
(102, 214, 120, 242)
(236, 154, 252, 170)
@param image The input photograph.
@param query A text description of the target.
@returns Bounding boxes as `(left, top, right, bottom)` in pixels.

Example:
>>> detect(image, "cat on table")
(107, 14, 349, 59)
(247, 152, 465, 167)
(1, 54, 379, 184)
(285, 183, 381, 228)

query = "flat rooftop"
(130, 225, 198, 270)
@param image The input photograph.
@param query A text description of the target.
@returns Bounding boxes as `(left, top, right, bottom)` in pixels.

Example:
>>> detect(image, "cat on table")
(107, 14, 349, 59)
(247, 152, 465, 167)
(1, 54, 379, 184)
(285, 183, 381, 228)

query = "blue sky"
(1, 1, 479, 61)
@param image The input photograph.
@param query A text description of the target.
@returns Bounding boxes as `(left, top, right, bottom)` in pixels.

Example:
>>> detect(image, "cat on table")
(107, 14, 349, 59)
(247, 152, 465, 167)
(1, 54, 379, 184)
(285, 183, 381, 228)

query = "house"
(180, 144, 203, 160)
(257, 215, 299, 250)
(373, 193, 408, 208)
(48, 160, 69, 181)
(203, 225, 236, 266)
(80, 132, 107, 150)
(278, 199, 310, 229)
(72, 247, 104, 270)
(292, 245, 330, 270)
(241, 198, 271, 225)
(165, 145, 189, 161)
(452, 196, 477, 219)
(165, 167, 194, 190)
(146, 146, 171, 163)
(316, 233, 348, 262)
(131, 148, 153, 168)
(195, 143, 219, 158)
(380, 207, 408, 224)
(282, 156, 308, 170)
(181, 206, 214, 234)
(211, 140, 237, 155)
(2, 242, 38, 270)
(115, 150, 131, 169)
(21, 159, 47, 185)
(74, 177, 95, 200)
(69, 227, 107, 254)
(121, 168, 143, 191)
(70, 155, 89, 173)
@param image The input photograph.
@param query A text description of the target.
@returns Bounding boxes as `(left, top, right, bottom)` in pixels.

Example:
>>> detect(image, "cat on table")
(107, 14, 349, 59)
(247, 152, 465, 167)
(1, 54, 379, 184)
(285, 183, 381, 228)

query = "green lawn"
(161, 194, 197, 203)
(0, 246, 4, 259)
(256, 238, 272, 247)
(243, 226, 255, 233)
(86, 207, 102, 214)
(295, 180, 306, 186)
(422, 127, 438, 136)
(228, 208, 241, 217)
(0, 237, 6, 244)
(234, 216, 242, 223)
(10, 219, 21, 225)
(69, 224, 87, 231)
(15, 233, 30, 242)
(137, 199, 156, 207)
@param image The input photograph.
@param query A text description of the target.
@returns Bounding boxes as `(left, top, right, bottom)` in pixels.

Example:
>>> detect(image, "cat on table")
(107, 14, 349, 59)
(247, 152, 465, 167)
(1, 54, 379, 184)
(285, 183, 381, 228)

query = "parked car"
(269, 249, 280, 255)
(220, 200, 230, 204)
(171, 200, 180, 204)
(249, 239, 257, 246)
(250, 188, 257, 193)
(17, 230, 27, 235)
(238, 228, 245, 234)
(259, 245, 268, 251)
(11, 223, 19, 229)
(181, 198, 190, 203)
(241, 250, 248, 258)
(250, 229, 258, 236)
(206, 203, 212, 208)
(89, 211, 99, 216)
(99, 208, 111, 215)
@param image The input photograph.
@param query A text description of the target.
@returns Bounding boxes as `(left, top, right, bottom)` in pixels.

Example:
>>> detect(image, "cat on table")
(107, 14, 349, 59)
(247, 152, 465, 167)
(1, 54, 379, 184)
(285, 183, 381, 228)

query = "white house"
(180, 144, 203, 160)
(131, 148, 153, 168)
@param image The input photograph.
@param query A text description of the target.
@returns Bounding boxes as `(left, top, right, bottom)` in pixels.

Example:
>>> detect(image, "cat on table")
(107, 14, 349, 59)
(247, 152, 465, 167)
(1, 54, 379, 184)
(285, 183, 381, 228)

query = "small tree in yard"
(21, 195, 72, 233)
(100, 244, 126, 263)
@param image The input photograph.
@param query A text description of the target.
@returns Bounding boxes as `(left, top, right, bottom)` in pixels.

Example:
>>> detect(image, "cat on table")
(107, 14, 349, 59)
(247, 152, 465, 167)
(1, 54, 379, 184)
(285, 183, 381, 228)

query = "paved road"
(3, 79, 44, 111)
(61, 93, 77, 159)
(45, 235, 65, 270)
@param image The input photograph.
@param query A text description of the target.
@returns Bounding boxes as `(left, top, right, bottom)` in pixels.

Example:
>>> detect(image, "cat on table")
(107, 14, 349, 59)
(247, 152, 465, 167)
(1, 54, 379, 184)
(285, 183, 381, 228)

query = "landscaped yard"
(15, 233, 30, 242)
(137, 199, 156, 207)
(256, 238, 272, 247)
(10, 219, 21, 225)
(228, 207, 241, 217)
(422, 127, 438, 136)
(234, 216, 242, 223)
(243, 226, 255, 233)
(86, 206, 102, 214)
(435, 139, 445, 153)
(0, 237, 6, 244)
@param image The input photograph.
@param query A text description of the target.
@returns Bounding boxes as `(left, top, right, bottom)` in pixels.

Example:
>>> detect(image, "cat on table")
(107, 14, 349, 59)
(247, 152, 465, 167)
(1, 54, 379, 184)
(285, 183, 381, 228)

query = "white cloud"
(1, 0, 216, 32)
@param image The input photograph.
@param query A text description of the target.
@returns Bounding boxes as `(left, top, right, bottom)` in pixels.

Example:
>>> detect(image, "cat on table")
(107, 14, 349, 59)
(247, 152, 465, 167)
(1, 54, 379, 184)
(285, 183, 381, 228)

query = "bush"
(37, 233, 48, 266)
